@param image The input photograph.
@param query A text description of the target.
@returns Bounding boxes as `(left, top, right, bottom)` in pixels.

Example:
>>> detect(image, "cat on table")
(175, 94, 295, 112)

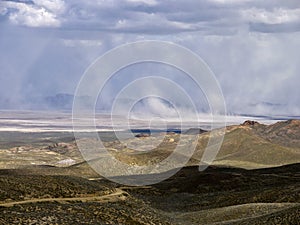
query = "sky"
(0, 0, 300, 116)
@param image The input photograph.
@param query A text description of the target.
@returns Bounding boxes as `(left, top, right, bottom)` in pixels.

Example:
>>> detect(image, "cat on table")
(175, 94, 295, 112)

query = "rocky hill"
(0, 120, 299, 224)
(193, 120, 300, 169)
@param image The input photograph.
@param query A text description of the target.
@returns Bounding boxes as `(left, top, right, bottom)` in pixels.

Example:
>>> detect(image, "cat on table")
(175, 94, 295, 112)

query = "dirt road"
(0, 188, 128, 207)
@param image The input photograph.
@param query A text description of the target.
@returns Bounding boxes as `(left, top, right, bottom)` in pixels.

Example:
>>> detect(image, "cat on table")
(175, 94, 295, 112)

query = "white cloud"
(0, 6, 8, 16)
(242, 7, 300, 24)
(126, 0, 159, 6)
(63, 39, 103, 47)
(3, 1, 61, 27)
(114, 12, 195, 32)
(2, 0, 300, 32)
(32, 0, 65, 13)
(210, 0, 251, 4)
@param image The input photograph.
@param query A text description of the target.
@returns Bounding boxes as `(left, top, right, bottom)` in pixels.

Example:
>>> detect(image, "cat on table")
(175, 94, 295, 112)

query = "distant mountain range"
(42, 93, 93, 110)
(45, 93, 74, 109)
(0, 93, 298, 121)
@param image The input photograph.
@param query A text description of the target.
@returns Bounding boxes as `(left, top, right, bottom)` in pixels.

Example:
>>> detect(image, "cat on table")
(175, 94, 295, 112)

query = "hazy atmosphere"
(0, 1, 300, 224)
(0, 0, 300, 116)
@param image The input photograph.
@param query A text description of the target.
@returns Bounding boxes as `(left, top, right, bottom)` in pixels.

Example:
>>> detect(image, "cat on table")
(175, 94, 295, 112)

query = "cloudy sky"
(0, 0, 299, 116)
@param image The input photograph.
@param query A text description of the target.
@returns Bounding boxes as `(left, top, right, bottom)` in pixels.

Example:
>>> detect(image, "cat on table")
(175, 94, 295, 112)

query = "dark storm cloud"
(0, 0, 299, 115)
(66, 0, 300, 34)
(250, 22, 300, 33)
(1, 0, 300, 33)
